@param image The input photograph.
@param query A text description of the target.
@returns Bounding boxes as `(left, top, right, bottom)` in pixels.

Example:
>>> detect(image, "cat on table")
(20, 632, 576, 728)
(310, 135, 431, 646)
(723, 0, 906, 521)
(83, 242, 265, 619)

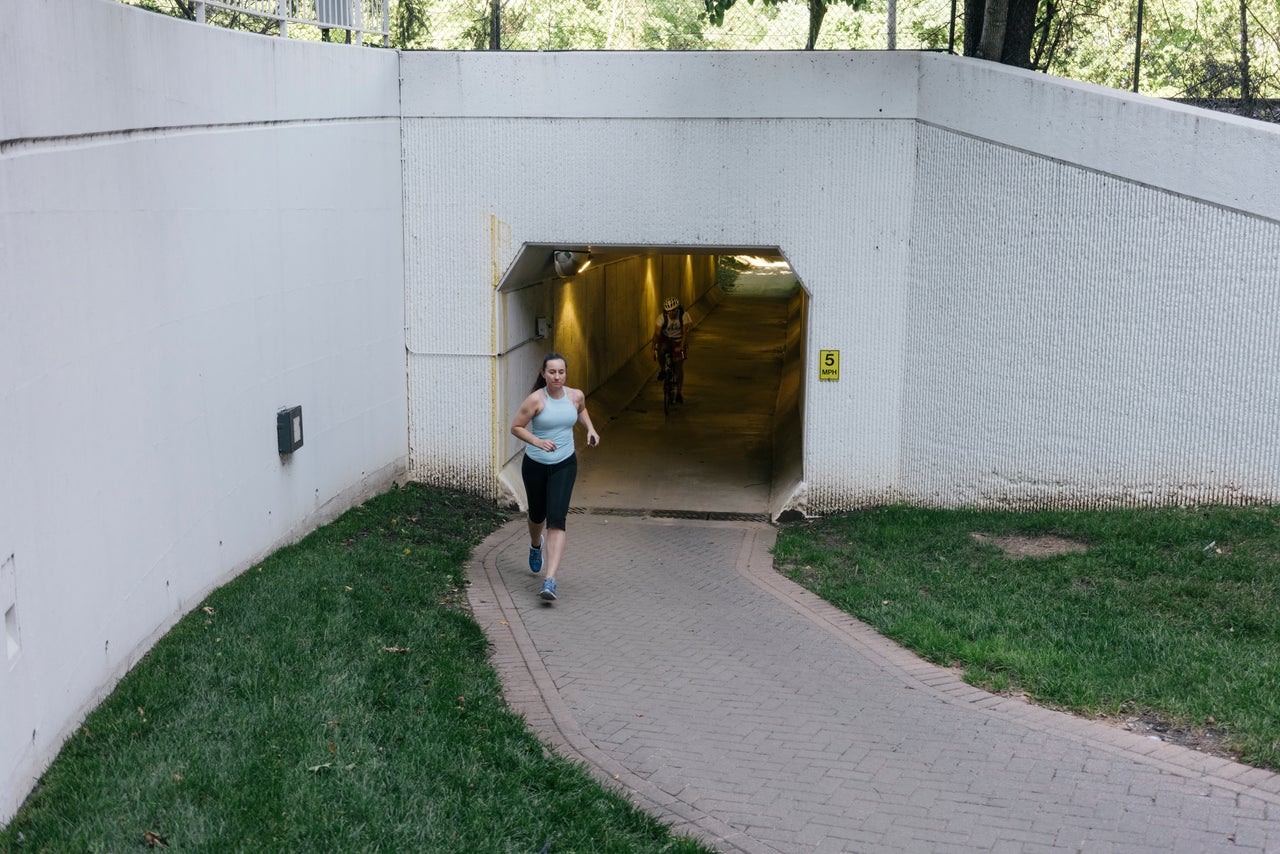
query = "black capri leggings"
(521, 453, 578, 531)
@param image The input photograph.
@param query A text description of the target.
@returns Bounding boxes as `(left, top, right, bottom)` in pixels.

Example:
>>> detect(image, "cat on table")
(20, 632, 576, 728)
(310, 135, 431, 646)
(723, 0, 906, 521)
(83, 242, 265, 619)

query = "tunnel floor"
(573, 271, 797, 518)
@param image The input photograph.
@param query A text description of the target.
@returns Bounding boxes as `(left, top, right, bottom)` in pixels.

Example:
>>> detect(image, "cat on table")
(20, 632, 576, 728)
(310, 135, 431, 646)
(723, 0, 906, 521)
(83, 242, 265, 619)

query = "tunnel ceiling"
(497, 244, 787, 292)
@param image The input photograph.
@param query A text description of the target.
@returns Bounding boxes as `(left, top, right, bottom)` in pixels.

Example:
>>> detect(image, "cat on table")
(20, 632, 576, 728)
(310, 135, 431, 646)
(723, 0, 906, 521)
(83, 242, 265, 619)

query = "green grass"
(773, 504, 1280, 769)
(1, 484, 712, 854)
(8, 494, 1279, 852)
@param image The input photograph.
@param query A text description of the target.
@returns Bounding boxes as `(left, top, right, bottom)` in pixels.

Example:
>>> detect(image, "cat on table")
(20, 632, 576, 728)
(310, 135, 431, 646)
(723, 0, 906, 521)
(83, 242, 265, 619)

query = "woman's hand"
(585, 429, 600, 447)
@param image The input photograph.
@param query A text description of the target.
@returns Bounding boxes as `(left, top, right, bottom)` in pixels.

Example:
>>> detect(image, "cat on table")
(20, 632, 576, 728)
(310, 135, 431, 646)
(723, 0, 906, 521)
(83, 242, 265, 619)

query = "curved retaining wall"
(1, 0, 406, 822)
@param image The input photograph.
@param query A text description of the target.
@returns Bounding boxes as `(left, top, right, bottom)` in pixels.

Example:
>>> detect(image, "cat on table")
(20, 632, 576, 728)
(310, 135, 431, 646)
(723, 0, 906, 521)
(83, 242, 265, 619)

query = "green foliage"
(702, 0, 869, 50)
(113, 0, 1280, 102)
(1035, 0, 1280, 97)
(1, 484, 711, 853)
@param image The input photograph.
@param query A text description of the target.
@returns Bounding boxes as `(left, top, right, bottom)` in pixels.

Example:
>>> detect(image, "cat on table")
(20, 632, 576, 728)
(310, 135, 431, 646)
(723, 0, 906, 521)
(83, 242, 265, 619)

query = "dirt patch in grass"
(983, 691, 1241, 764)
(971, 532, 1089, 558)
(1111, 711, 1241, 763)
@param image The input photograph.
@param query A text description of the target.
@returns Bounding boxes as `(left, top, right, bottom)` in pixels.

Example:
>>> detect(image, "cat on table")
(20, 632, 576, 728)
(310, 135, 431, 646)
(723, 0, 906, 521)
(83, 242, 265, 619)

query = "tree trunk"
(976, 0, 1009, 60)
(806, 0, 827, 50)
(1030, 0, 1057, 69)
(1001, 0, 1038, 66)
(1131, 0, 1144, 91)
(964, 0, 985, 55)
(966, 0, 1039, 67)
(1240, 0, 1253, 110)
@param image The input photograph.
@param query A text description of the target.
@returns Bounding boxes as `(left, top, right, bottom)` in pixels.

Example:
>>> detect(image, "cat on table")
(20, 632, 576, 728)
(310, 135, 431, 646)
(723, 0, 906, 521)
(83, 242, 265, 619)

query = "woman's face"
(542, 359, 567, 390)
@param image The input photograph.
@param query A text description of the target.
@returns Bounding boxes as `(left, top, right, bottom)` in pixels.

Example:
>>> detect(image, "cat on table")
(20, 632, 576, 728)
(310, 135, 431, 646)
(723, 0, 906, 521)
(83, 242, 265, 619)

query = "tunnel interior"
(496, 245, 808, 521)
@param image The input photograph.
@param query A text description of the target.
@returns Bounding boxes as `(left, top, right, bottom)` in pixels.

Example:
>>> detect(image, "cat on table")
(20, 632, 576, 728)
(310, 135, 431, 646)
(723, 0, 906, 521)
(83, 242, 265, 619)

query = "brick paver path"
(468, 515, 1280, 853)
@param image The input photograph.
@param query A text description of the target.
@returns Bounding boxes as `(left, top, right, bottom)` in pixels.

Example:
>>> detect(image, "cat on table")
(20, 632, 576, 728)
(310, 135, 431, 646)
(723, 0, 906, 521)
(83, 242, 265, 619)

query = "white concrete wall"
(898, 57, 1280, 509)
(0, 0, 406, 822)
(400, 50, 1280, 513)
(400, 52, 920, 500)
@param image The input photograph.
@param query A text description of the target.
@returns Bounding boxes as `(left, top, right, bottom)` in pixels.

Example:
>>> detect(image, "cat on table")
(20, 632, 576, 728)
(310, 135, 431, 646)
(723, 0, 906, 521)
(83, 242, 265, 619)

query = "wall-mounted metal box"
(277, 406, 304, 455)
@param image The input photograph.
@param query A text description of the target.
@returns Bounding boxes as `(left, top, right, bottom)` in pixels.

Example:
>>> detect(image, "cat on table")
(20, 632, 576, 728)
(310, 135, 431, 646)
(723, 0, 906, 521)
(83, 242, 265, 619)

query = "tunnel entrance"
(496, 247, 807, 521)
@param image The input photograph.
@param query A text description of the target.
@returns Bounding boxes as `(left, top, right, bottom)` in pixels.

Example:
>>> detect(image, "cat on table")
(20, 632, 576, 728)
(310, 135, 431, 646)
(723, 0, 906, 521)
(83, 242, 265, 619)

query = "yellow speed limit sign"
(818, 350, 839, 381)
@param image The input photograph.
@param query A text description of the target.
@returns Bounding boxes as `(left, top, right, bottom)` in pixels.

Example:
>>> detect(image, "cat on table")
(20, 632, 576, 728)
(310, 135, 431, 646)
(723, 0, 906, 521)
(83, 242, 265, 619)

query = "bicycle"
(657, 347, 682, 416)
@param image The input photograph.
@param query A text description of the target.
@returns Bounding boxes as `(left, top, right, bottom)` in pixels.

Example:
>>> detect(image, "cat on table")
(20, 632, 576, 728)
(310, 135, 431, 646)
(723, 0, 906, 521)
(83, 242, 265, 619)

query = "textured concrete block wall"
(894, 57, 1280, 511)
(399, 61, 918, 498)
(902, 126, 1280, 508)
(1, 0, 405, 822)
(401, 51, 1280, 513)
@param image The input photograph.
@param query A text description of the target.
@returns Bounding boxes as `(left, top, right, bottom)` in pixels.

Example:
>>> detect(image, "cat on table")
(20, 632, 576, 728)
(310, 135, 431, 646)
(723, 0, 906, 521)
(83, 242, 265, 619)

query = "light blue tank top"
(526, 388, 576, 465)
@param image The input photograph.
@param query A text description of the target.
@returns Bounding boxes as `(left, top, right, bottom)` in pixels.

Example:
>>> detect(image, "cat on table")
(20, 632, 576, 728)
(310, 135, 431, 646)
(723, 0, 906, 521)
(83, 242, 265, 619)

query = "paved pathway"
(468, 515, 1280, 853)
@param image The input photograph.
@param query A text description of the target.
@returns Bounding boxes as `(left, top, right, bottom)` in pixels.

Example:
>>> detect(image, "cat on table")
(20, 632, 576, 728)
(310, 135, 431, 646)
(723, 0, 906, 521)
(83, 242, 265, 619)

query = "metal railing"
(177, 0, 389, 45)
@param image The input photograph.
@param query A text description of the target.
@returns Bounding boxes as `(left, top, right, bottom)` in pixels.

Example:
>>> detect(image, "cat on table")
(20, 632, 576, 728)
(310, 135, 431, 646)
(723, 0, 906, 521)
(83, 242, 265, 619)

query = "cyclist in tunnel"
(653, 297, 692, 404)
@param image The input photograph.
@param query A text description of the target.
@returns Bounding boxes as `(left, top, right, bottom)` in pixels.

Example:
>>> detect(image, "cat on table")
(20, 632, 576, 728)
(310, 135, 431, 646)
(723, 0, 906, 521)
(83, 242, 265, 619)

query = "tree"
(964, 0, 1041, 66)
(704, 0, 869, 49)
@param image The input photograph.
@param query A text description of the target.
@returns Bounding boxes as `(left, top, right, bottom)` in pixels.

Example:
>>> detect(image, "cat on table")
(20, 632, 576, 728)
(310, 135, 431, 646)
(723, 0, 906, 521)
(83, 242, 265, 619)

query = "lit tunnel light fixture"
(553, 250, 592, 278)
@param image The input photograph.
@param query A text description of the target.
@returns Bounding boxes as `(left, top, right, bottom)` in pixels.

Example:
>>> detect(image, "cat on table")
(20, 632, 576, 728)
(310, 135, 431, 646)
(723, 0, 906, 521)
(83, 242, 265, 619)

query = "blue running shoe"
(539, 578, 557, 601)
(529, 535, 543, 573)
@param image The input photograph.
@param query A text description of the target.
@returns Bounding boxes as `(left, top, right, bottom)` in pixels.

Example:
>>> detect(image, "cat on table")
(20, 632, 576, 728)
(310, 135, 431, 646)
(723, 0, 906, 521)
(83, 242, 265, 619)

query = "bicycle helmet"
(663, 297, 679, 311)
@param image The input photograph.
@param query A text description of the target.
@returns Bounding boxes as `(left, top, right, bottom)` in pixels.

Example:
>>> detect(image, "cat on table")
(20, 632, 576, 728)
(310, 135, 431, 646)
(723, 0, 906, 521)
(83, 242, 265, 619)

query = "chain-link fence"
(1030, 0, 1280, 113)
(389, 0, 957, 51)
(120, 0, 1279, 118)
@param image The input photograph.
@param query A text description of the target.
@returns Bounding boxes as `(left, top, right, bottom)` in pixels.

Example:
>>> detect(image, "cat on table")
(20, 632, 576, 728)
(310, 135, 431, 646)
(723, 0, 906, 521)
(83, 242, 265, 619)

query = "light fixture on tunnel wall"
(553, 250, 591, 278)
(277, 405, 304, 455)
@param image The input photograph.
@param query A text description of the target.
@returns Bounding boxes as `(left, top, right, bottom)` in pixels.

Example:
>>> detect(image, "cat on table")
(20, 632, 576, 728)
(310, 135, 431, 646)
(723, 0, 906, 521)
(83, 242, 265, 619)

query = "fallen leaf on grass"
(143, 829, 168, 847)
(381, 646, 410, 653)
(201, 606, 215, 616)
(308, 762, 332, 773)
